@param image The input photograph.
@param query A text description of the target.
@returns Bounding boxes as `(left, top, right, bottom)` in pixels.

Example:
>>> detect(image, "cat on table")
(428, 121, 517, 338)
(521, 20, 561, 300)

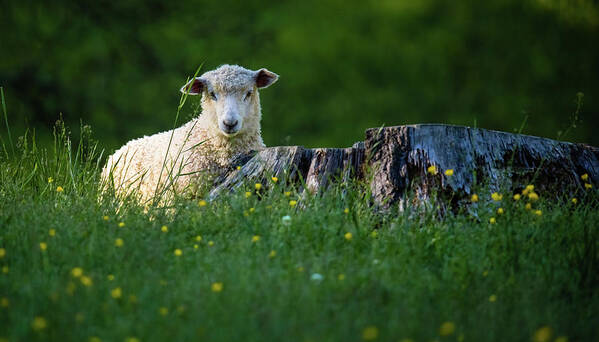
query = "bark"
(209, 124, 598, 210)
(208, 143, 365, 200)
(365, 124, 598, 210)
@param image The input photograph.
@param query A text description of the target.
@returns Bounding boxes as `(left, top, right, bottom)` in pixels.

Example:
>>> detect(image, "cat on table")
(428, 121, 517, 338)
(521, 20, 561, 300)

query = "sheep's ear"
(180, 77, 207, 95)
(255, 69, 279, 88)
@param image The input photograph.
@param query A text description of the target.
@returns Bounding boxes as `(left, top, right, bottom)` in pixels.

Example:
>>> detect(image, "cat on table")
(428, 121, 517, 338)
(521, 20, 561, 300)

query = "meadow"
(0, 116, 598, 342)
(2, 1, 599, 340)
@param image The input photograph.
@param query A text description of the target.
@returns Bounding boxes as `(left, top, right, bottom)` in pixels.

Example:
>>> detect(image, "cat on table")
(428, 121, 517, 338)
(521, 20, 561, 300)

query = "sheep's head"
(180, 65, 278, 137)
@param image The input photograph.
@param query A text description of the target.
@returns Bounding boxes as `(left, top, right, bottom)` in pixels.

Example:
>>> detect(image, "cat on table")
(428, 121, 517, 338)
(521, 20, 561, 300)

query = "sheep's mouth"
(220, 128, 240, 137)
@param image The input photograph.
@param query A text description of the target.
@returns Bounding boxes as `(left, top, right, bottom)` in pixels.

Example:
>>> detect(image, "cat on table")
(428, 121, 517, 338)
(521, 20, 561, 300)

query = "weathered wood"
(208, 144, 365, 200)
(208, 124, 598, 210)
(366, 124, 598, 209)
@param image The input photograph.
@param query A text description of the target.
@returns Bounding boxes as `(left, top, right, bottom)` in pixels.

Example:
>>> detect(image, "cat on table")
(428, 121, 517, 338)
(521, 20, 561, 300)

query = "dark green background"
(1, 0, 598, 151)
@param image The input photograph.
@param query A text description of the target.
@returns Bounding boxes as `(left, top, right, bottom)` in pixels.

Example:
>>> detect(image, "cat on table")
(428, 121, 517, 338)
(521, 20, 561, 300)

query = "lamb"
(101, 64, 279, 203)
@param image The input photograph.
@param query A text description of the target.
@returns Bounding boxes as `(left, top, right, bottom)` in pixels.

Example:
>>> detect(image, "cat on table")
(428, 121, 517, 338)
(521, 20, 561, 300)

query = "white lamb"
(101, 64, 279, 203)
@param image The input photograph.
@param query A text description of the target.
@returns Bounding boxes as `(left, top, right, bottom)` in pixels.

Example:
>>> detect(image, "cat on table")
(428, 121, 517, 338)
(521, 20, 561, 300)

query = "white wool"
(101, 65, 277, 203)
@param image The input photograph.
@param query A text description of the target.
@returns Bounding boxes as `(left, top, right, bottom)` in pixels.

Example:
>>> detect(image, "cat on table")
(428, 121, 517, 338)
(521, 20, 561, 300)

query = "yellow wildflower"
(525, 203, 532, 210)
(585, 183, 593, 189)
(2, 266, 8, 274)
(533, 326, 553, 342)
(344, 207, 349, 214)
(39, 242, 47, 251)
(252, 235, 261, 243)
(1, 297, 9, 307)
(471, 194, 479, 202)
(439, 321, 456, 336)
(271, 176, 278, 183)
(49, 229, 56, 237)
(289, 200, 298, 207)
(581, 173, 589, 181)
(344, 232, 353, 240)
(174, 249, 182, 256)
(0, 248, 5, 258)
(362, 325, 379, 340)
(107, 274, 114, 281)
(211, 282, 223, 292)
(161, 225, 168, 233)
(444, 169, 454, 176)
(249, 207, 255, 213)
(195, 235, 202, 242)
(208, 241, 214, 246)
(497, 208, 504, 215)
(118, 222, 125, 228)
(489, 294, 497, 302)
(489, 217, 496, 224)
(255, 183, 262, 190)
(284, 191, 292, 197)
(427, 165, 438, 175)
(528, 192, 539, 201)
(245, 191, 252, 198)
(102, 215, 109, 221)
(71, 267, 83, 278)
(491, 192, 503, 201)
(526, 184, 535, 192)
(371, 230, 379, 238)
(513, 194, 521, 201)
(47, 177, 53, 183)
(159, 307, 168, 316)
(236, 166, 241, 170)
(268, 250, 277, 258)
(115, 238, 124, 247)
(571, 198, 578, 204)
(31, 316, 47, 331)
(338, 273, 346, 280)
(110, 287, 122, 299)
(80, 276, 93, 287)
(198, 200, 207, 207)
(194, 244, 199, 249)
(56, 186, 64, 192)
(534, 210, 542, 216)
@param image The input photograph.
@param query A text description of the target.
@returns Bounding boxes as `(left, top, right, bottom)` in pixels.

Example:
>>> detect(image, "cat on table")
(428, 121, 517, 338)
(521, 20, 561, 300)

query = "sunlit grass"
(0, 120, 598, 342)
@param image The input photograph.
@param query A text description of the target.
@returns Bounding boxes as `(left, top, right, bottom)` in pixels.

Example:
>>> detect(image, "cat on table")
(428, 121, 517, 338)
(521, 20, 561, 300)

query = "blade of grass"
(1, 87, 15, 157)
(152, 63, 204, 206)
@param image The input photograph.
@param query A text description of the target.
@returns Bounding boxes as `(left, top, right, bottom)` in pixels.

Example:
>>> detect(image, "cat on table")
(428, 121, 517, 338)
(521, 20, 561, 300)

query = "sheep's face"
(180, 65, 278, 138)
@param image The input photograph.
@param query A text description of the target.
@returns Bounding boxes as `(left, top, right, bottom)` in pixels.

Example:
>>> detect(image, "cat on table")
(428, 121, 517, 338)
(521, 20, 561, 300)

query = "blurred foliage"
(1, 0, 598, 151)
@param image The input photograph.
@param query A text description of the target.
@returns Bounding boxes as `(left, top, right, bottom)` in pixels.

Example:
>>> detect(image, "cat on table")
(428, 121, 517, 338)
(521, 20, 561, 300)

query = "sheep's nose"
(223, 119, 238, 128)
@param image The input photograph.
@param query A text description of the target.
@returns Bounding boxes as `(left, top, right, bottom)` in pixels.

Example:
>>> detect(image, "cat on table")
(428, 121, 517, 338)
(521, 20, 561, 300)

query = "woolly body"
(101, 65, 278, 202)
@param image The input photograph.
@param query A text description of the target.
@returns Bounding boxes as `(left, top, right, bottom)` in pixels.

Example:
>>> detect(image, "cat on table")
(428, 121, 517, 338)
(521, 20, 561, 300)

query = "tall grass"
(0, 101, 598, 342)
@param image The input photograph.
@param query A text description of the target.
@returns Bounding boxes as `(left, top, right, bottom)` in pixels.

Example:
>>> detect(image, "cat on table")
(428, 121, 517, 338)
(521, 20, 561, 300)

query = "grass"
(0, 121, 598, 342)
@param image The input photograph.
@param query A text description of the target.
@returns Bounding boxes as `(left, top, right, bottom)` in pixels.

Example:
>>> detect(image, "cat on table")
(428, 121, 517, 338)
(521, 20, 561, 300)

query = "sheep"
(101, 64, 279, 204)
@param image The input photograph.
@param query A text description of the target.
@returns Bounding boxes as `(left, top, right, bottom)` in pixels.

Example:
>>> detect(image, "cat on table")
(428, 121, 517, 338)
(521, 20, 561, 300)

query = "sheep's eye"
(209, 91, 217, 100)
(244, 91, 252, 100)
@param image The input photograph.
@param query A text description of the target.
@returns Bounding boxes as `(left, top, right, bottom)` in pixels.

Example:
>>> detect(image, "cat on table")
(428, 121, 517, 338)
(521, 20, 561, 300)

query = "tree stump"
(208, 144, 365, 200)
(209, 124, 598, 210)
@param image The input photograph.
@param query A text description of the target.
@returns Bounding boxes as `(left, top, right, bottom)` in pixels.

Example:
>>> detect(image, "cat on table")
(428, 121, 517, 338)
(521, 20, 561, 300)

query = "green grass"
(0, 122, 598, 342)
